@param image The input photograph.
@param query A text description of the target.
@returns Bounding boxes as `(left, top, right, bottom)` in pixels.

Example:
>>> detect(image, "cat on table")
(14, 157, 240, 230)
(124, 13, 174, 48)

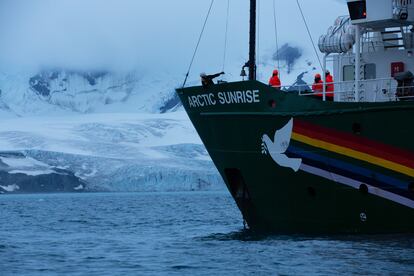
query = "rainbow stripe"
(292, 120, 414, 177)
(288, 120, 414, 208)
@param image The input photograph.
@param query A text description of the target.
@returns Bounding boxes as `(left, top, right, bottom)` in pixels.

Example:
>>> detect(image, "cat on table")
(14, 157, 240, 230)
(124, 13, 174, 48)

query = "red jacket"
(269, 70, 281, 88)
(326, 74, 334, 94)
(312, 79, 324, 93)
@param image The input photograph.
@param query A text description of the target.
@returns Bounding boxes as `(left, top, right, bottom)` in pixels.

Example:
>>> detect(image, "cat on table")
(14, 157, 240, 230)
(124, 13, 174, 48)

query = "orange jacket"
(269, 70, 281, 88)
(312, 79, 324, 93)
(326, 74, 334, 93)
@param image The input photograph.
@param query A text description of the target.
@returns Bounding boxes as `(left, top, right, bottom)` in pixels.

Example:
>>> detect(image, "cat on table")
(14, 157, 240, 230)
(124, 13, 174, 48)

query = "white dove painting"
(261, 118, 302, 172)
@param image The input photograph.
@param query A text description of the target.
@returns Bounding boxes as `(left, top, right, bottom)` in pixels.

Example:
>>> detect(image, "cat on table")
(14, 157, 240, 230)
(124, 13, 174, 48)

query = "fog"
(0, 0, 347, 77)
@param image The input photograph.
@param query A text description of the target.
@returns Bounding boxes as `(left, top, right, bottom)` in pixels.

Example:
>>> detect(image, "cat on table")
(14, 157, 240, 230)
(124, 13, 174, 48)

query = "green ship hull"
(177, 81, 414, 234)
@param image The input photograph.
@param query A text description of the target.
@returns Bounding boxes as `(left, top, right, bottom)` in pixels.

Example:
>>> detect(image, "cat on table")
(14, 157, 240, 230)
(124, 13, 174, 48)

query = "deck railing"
(278, 78, 414, 102)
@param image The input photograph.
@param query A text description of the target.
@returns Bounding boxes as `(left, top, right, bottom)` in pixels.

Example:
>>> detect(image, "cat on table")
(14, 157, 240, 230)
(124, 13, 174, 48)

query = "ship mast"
(248, 0, 256, 80)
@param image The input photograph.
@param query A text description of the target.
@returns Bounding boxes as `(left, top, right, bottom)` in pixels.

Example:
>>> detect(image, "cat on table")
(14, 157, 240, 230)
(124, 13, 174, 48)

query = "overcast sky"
(0, 0, 347, 78)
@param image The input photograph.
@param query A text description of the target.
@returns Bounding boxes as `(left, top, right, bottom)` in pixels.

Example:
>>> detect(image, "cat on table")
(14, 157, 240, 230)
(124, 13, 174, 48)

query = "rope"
(296, 0, 323, 71)
(242, 185, 248, 230)
(182, 0, 215, 88)
(272, 0, 280, 76)
(222, 0, 230, 72)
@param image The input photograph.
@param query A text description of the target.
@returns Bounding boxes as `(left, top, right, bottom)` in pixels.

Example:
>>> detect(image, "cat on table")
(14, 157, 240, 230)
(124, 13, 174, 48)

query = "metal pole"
(249, 0, 257, 81)
(323, 54, 328, 101)
(355, 25, 361, 102)
(338, 55, 343, 100)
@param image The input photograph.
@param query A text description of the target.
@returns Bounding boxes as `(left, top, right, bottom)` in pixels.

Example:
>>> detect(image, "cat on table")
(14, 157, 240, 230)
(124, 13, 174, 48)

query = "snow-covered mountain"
(0, 69, 182, 116)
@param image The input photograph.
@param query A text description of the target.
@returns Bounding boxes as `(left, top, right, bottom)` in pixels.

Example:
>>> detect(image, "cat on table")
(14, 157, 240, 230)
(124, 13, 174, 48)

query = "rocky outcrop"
(0, 151, 86, 194)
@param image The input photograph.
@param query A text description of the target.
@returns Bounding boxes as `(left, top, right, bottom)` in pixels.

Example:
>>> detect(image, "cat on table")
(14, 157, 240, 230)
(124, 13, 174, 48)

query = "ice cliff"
(0, 111, 223, 193)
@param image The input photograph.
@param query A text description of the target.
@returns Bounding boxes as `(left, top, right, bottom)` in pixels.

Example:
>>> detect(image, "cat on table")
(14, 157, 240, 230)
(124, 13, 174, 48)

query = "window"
(343, 65, 355, 81)
(364, 64, 376, 79)
(343, 64, 376, 81)
(347, 1, 367, 21)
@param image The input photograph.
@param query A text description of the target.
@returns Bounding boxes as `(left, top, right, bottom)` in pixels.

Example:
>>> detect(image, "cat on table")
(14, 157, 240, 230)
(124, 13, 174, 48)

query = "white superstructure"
(347, 0, 414, 27)
(316, 0, 414, 102)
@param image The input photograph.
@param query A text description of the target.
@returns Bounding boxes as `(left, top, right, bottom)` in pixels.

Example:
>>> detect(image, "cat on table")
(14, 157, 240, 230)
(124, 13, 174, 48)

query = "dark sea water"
(1, 192, 413, 276)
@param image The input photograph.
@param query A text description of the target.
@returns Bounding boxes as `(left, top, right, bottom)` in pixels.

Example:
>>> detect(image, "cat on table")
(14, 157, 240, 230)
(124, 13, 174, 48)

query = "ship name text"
(188, 90, 260, 108)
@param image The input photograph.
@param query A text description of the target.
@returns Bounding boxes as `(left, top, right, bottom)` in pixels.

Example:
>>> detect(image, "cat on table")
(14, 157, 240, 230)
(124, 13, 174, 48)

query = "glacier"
(0, 111, 223, 192)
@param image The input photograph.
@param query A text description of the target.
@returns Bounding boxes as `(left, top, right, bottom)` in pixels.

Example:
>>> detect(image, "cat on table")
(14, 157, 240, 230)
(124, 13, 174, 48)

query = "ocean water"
(1, 192, 413, 275)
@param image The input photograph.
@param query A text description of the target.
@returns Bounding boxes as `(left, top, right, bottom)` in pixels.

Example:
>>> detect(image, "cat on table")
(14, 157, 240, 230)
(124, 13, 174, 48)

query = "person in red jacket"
(325, 70, 334, 100)
(312, 73, 324, 94)
(269, 69, 281, 88)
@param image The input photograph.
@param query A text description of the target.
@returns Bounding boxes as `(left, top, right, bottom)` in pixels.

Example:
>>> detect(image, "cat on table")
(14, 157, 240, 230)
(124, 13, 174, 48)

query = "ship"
(176, 0, 414, 233)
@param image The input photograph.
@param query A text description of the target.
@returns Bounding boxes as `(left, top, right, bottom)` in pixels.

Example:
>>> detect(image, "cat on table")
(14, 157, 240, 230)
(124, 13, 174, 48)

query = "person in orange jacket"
(269, 69, 281, 88)
(325, 70, 334, 99)
(312, 73, 324, 93)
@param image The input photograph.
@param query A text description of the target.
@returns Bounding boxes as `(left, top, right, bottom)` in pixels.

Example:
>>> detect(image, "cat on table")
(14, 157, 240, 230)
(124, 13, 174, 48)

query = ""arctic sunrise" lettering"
(188, 90, 260, 108)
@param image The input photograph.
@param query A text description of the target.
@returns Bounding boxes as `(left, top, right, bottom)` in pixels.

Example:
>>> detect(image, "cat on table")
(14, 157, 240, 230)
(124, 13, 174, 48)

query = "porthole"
(409, 182, 414, 193)
(360, 212, 367, 222)
(359, 184, 369, 195)
(307, 186, 316, 197)
(352, 123, 362, 134)
(268, 99, 276, 108)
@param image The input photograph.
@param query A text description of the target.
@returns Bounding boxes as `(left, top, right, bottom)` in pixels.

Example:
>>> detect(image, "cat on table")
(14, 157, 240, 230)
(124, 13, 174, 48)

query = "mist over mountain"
(0, 0, 346, 82)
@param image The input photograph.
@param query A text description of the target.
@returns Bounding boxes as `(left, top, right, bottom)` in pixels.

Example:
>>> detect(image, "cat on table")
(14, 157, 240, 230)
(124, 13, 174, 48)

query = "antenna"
(249, 0, 257, 81)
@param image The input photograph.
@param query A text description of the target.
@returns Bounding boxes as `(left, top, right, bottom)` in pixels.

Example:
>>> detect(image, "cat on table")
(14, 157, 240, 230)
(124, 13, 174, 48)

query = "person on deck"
(200, 72, 225, 88)
(312, 73, 324, 94)
(268, 69, 281, 88)
(325, 70, 334, 100)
